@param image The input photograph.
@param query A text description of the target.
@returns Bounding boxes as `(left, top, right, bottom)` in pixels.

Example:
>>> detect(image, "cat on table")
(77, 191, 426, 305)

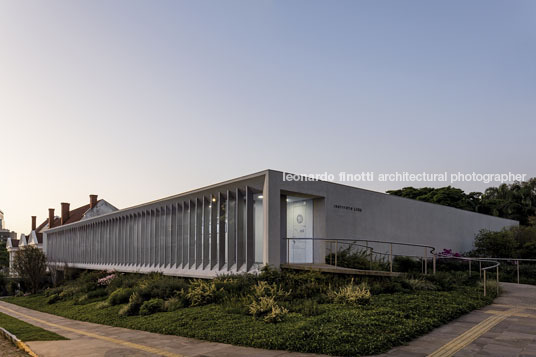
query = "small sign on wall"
(333, 204, 363, 212)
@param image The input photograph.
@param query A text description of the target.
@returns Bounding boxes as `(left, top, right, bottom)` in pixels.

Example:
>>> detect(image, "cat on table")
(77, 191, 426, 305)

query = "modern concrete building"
(44, 170, 518, 278)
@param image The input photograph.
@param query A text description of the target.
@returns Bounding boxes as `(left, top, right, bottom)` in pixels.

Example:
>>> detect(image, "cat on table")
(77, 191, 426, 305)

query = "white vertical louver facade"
(44, 174, 266, 278)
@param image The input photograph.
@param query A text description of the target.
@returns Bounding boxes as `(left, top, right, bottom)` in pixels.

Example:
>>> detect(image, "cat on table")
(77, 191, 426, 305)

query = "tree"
(13, 246, 47, 294)
(0, 241, 9, 268)
(387, 178, 536, 226)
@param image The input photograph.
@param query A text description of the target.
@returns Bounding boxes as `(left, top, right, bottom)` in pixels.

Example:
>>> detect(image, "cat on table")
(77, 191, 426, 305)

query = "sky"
(0, 0, 535, 235)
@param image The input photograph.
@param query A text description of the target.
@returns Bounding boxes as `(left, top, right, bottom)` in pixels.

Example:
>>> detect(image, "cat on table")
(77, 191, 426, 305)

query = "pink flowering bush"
(437, 249, 461, 257)
(97, 273, 116, 286)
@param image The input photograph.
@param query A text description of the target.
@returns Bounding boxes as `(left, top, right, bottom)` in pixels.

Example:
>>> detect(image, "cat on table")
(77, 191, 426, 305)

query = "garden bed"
(4, 269, 496, 356)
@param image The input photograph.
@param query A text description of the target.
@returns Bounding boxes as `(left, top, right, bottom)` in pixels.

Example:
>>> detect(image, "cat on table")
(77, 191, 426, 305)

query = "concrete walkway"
(0, 301, 323, 357)
(375, 282, 536, 357)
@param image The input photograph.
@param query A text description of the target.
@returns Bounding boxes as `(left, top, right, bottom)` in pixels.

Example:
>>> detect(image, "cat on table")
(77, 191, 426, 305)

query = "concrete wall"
(268, 170, 518, 265)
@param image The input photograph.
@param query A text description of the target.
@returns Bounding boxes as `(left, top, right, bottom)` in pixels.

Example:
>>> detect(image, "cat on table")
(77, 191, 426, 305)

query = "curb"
(0, 326, 39, 357)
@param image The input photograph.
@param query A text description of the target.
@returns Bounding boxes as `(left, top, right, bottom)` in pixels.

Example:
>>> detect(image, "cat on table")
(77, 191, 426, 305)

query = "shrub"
(252, 281, 290, 300)
(108, 288, 134, 306)
(136, 274, 189, 301)
(478, 280, 502, 298)
(12, 246, 47, 293)
(393, 256, 422, 273)
(214, 274, 258, 297)
(263, 304, 289, 323)
(119, 292, 143, 316)
(186, 280, 223, 306)
(406, 278, 438, 291)
(289, 299, 323, 316)
(106, 273, 142, 292)
(329, 280, 371, 305)
(426, 272, 478, 291)
(97, 273, 116, 286)
(221, 297, 248, 315)
(249, 296, 277, 317)
(6, 279, 20, 296)
(164, 296, 186, 312)
(248, 295, 289, 323)
(58, 286, 78, 299)
(64, 266, 82, 281)
(88, 288, 107, 298)
(326, 247, 388, 271)
(47, 294, 60, 304)
(139, 298, 164, 316)
(44, 286, 63, 297)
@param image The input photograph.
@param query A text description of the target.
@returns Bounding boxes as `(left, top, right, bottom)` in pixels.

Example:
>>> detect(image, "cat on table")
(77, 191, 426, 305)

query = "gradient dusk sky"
(1, 0, 535, 235)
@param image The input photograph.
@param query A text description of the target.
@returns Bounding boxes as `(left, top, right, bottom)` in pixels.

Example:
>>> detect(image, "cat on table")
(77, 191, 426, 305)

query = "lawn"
(3, 269, 496, 356)
(0, 311, 67, 342)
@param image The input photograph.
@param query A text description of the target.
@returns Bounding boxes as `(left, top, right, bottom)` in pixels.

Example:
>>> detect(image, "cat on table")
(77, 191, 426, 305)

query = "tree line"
(387, 178, 536, 226)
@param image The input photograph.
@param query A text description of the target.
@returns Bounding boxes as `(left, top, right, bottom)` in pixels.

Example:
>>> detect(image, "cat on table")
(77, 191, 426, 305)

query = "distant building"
(0, 210, 17, 274)
(0, 210, 17, 242)
(7, 195, 117, 276)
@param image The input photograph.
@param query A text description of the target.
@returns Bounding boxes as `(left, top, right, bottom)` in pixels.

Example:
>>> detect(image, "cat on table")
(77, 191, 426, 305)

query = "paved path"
(375, 282, 536, 357)
(0, 301, 323, 357)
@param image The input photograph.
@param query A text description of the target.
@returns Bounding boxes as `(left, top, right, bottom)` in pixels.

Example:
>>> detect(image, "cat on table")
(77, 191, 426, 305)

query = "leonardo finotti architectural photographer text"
(283, 171, 527, 184)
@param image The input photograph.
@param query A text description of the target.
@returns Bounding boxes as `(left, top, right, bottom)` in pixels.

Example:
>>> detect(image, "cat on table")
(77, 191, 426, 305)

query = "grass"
(0, 311, 67, 342)
(4, 284, 494, 356)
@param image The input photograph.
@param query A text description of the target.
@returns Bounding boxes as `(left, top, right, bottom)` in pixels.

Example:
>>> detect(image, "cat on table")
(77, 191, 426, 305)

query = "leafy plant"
(186, 279, 223, 306)
(46, 294, 60, 304)
(405, 278, 438, 291)
(329, 280, 371, 305)
(108, 288, 134, 306)
(139, 298, 164, 316)
(263, 304, 289, 323)
(164, 295, 187, 312)
(119, 292, 143, 316)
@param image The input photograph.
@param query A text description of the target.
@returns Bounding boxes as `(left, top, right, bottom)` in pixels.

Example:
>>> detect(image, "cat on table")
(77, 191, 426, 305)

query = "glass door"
(287, 197, 313, 263)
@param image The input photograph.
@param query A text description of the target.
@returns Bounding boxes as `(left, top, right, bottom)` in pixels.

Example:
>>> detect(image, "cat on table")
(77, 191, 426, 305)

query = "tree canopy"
(13, 245, 47, 293)
(387, 178, 536, 225)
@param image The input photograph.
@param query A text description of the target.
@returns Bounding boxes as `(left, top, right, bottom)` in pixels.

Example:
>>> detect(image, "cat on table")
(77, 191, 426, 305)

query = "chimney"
(49, 208, 55, 228)
(31, 216, 36, 231)
(61, 202, 70, 225)
(89, 194, 98, 209)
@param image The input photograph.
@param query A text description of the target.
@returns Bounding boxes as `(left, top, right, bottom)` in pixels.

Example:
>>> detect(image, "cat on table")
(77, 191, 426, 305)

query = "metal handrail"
(284, 237, 508, 297)
(285, 237, 436, 274)
(437, 256, 500, 296)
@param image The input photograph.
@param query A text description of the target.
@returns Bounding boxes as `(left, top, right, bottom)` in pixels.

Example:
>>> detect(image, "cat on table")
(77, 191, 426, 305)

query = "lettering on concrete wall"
(333, 204, 362, 212)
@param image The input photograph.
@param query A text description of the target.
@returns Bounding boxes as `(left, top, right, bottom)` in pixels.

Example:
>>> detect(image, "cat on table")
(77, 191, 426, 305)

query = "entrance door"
(287, 197, 313, 263)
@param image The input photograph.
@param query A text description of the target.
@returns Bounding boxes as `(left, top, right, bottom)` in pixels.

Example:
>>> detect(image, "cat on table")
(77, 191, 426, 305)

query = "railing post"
(334, 240, 338, 267)
(469, 260, 471, 276)
(496, 265, 499, 295)
(389, 243, 393, 273)
(483, 270, 487, 297)
(517, 260, 520, 284)
(424, 247, 428, 275)
(433, 254, 436, 275)
(479, 261, 482, 278)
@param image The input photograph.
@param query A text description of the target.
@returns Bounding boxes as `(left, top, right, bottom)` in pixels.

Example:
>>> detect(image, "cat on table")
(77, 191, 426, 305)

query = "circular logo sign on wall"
(296, 214, 304, 224)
